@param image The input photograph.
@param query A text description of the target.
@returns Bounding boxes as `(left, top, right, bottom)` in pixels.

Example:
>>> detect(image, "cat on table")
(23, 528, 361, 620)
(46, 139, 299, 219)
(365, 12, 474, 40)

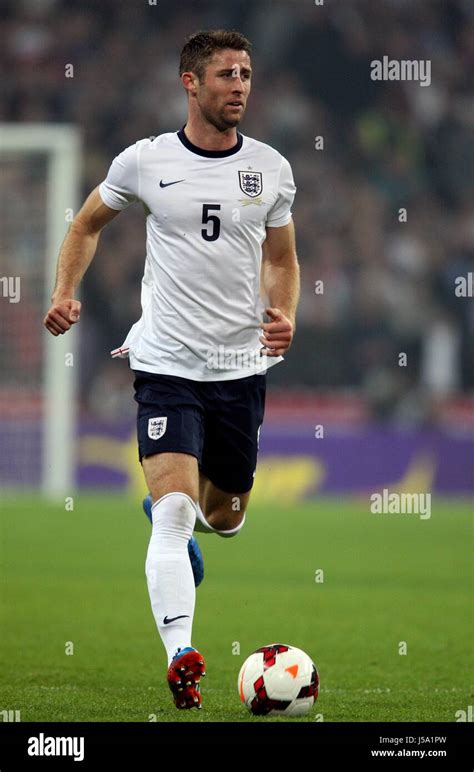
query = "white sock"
(194, 501, 246, 538)
(145, 492, 196, 666)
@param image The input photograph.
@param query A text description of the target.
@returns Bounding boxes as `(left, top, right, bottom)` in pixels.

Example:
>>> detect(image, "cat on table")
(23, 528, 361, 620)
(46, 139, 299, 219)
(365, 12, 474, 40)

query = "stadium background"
(0, 0, 472, 723)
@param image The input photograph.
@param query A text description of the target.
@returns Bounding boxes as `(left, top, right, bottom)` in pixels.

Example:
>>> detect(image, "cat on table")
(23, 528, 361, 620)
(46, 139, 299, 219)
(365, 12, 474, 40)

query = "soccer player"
(44, 30, 300, 710)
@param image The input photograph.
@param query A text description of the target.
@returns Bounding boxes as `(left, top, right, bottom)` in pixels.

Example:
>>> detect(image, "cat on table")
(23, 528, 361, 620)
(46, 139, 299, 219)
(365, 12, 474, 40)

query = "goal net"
(0, 124, 81, 498)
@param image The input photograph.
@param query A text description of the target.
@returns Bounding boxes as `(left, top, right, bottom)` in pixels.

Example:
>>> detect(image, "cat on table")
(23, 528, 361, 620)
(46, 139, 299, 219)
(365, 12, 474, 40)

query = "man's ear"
(181, 71, 199, 96)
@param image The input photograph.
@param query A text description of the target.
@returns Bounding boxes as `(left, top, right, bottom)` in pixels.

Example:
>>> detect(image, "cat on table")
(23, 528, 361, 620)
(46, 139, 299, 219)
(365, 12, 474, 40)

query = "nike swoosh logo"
(163, 614, 190, 625)
(159, 179, 185, 188)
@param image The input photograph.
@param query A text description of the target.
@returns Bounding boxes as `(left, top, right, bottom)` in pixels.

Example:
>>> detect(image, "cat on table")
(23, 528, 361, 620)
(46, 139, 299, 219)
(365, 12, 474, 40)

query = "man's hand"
(43, 299, 81, 336)
(259, 307, 294, 357)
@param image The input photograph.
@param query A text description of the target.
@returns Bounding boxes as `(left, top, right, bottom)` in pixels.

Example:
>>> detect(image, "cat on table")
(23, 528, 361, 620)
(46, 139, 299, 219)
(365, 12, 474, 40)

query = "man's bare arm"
(44, 186, 120, 336)
(259, 219, 300, 357)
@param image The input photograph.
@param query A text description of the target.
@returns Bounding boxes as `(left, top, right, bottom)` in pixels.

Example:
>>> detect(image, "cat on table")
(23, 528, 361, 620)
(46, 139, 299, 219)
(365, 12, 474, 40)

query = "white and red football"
(238, 643, 319, 717)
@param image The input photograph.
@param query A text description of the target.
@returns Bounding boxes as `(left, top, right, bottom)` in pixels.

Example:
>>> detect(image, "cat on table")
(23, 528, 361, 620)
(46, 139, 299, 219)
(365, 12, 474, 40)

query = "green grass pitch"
(0, 494, 472, 722)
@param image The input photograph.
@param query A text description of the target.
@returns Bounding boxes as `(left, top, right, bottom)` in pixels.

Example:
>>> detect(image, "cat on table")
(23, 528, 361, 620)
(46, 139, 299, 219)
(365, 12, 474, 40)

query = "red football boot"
(167, 647, 206, 709)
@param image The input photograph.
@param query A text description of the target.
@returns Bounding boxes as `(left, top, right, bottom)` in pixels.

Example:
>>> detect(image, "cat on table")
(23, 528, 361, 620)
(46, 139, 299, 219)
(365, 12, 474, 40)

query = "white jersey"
(99, 127, 296, 381)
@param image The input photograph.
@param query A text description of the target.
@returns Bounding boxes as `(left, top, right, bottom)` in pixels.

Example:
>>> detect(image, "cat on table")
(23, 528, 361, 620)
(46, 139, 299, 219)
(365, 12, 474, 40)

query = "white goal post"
(0, 124, 82, 498)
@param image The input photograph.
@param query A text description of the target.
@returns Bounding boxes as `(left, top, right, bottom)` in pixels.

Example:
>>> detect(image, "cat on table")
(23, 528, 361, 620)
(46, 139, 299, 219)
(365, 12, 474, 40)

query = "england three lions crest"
(239, 170, 263, 198)
(148, 417, 167, 440)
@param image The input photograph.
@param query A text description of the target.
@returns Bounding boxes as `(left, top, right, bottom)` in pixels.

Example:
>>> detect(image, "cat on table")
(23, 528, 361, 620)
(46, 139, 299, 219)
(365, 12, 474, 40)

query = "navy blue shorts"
(132, 370, 266, 493)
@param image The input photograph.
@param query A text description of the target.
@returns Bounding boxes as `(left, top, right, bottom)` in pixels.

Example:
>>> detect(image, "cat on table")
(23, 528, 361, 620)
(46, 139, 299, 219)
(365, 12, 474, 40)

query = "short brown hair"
(179, 29, 252, 82)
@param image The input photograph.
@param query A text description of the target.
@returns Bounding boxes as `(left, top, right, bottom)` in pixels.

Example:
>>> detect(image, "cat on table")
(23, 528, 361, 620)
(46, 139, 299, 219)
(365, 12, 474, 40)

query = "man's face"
(193, 49, 252, 131)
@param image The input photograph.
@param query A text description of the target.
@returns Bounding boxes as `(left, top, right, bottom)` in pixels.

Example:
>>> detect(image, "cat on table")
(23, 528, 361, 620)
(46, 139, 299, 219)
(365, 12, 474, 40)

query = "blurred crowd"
(2, 0, 473, 422)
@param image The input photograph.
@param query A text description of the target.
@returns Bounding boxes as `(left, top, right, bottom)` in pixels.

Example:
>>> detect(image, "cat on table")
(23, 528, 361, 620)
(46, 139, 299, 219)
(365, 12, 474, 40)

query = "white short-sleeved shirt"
(99, 128, 296, 381)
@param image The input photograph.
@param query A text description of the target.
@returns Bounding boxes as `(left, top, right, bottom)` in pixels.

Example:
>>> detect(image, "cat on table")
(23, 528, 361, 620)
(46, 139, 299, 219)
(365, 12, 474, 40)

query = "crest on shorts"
(148, 416, 167, 440)
(238, 170, 263, 198)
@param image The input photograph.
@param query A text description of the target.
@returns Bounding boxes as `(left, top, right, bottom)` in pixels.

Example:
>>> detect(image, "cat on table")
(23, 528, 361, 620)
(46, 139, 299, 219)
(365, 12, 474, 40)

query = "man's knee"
(206, 508, 245, 532)
(199, 481, 251, 536)
(142, 452, 199, 502)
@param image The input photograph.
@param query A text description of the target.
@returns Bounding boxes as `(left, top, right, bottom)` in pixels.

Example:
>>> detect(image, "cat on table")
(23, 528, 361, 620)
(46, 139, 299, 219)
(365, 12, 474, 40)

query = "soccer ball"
(238, 643, 319, 717)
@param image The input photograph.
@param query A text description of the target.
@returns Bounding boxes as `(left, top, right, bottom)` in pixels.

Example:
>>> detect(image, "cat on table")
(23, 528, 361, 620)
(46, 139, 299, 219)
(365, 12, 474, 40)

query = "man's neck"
(183, 117, 239, 152)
